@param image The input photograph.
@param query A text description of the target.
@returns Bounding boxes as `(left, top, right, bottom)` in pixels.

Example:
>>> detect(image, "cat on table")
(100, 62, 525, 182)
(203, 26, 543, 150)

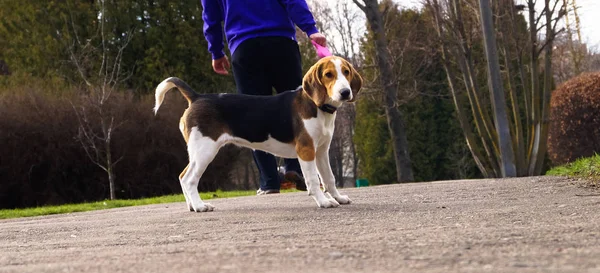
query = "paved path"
(1, 177, 599, 273)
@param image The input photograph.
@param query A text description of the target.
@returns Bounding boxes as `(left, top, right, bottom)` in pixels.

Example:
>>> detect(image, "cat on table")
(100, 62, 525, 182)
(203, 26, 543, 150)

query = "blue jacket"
(200, 0, 319, 60)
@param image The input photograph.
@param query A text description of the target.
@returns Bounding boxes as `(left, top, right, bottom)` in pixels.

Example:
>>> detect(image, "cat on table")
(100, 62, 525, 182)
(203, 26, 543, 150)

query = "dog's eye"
(343, 70, 350, 76)
(325, 72, 333, 78)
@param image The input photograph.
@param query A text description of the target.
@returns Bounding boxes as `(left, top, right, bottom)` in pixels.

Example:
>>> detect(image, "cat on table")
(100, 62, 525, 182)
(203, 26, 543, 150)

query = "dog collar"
(319, 104, 338, 114)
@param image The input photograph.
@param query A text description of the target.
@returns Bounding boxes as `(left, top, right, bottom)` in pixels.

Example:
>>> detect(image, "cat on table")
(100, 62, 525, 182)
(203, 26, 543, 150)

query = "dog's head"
(302, 56, 363, 107)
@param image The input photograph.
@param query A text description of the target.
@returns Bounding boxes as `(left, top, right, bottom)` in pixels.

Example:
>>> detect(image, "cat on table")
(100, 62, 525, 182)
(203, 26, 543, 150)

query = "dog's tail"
(153, 77, 200, 115)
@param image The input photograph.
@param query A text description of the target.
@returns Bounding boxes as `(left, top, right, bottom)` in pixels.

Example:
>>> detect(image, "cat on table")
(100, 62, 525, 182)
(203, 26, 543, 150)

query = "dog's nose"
(340, 88, 351, 100)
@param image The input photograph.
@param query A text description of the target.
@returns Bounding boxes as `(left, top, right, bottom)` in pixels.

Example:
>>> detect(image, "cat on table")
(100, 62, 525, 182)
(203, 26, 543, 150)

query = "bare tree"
(68, 0, 133, 200)
(563, 0, 584, 75)
(478, 0, 517, 177)
(553, 0, 598, 84)
(308, 0, 365, 63)
(425, 0, 567, 177)
(352, 0, 415, 182)
(552, 33, 592, 83)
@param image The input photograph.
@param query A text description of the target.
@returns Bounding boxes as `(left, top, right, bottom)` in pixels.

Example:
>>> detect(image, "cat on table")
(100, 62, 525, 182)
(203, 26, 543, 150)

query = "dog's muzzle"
(340, 88, 351, 100)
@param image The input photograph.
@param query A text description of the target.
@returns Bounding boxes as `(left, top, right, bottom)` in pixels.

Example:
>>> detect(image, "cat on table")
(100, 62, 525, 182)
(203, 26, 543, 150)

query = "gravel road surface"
(1, 176, 599, 273)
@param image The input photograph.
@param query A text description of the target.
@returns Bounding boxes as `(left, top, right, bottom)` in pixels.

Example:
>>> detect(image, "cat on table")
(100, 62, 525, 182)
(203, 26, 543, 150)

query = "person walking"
(199, 0, 327, 195)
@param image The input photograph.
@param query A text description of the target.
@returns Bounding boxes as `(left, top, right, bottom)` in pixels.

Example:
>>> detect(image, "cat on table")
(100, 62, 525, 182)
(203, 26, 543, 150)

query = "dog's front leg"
(316, 143, 351, 204)
(296, 135, 339, 208)
(298, 158, 340, 208)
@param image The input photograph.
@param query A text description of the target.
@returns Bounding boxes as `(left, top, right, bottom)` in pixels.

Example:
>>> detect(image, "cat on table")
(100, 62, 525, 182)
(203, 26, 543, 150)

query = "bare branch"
(67, 4, 83, 47)
(550, 0, 562, 14)
(534, 8, 545, 26)
(351, 0, 366, 12)
(66, 0, 132, 200)
(68, 42, 93, 87)
(98, 1, 106, 79)
(112, 155, 124, 168)
(537, 28, 564, 56)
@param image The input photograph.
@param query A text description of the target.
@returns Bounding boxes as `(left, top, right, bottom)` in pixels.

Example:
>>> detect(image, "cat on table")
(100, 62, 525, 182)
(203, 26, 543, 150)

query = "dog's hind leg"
(315, 144, 351, 204)
(180, 127, 220, 212)
(179, 164, 193, 211)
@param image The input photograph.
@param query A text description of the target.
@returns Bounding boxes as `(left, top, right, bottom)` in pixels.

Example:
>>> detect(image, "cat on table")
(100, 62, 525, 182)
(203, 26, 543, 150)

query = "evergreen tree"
(0, 0, 233, 93)
(0, 0, 95, 83)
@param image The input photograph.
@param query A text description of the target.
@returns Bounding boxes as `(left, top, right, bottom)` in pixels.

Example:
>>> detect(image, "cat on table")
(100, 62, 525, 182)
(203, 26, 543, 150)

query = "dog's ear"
(302, 61, 325, 103)
(347, 61, 363, 102)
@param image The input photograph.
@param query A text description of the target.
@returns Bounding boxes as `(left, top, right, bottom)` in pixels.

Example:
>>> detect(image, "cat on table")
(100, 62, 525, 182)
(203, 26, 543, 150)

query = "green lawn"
(0, 189, 299, 220)
(547, 154, 600, 185)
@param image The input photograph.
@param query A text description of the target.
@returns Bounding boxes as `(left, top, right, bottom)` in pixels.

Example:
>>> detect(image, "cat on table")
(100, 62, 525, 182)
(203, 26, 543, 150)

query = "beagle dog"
(153, 56, 363, 212)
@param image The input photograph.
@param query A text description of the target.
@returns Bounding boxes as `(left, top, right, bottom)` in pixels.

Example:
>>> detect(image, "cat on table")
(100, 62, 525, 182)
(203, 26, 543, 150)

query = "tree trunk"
(329, 138, 344, 187)
(478, 0, 517, 177)
(358, 0, 414, 182)
(526, 0, 542, 174)
(449, 0, 501, 176)
(534, 0, 556, 174)
(105, 129, 116, 200)
(108, 166, 116, 200)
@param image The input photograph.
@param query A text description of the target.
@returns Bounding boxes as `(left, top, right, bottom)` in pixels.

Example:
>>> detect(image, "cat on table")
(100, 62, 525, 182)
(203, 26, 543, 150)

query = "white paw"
(334, 195, 352, 205)
(191, 202, 215, 212)
(316, 198, 340, 208)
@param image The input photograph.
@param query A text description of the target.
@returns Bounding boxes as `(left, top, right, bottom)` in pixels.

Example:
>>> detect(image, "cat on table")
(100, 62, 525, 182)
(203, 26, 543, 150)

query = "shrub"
(0, 87, 255, 209)
(548, 72, 600, 166)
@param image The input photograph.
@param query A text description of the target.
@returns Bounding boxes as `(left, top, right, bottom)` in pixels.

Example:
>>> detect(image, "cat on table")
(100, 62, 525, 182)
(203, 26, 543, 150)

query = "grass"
(546, 154, 600, 186)
(0, 189, 299, 220)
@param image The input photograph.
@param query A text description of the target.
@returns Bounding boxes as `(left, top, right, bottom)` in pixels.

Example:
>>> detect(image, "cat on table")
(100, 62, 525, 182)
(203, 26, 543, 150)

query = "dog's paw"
(191, 202, 215, 212)
(316, 198, 340, 208)
(333, 195, 352, 205)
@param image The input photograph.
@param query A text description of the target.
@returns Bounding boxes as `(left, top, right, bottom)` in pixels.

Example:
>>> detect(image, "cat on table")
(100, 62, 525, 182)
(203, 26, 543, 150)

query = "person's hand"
(309, 33, 327, 47)
(212, 56, 230, 75)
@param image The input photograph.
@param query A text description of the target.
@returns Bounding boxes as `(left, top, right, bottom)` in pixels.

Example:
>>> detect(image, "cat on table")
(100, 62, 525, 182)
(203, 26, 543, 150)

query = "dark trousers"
(231, 36, 304, 190)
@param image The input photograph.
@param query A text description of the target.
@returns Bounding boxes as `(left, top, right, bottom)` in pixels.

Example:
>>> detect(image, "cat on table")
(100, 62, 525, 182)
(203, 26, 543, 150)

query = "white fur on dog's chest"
(303, 112, 336, 147)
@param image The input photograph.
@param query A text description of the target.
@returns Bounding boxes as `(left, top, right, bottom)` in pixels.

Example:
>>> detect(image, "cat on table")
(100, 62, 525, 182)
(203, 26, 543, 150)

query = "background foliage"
(548, 72, 600, 165)
(0, 0, 598, 208)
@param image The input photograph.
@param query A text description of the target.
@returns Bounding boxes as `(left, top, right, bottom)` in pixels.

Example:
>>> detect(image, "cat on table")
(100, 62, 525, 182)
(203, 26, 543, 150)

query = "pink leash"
(311, 40, 332, 58)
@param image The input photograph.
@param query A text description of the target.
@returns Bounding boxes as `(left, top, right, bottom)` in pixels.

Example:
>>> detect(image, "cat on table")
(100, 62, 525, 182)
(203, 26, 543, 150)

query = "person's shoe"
(256, 188, 280, 195)
(284, 171, 307, 191)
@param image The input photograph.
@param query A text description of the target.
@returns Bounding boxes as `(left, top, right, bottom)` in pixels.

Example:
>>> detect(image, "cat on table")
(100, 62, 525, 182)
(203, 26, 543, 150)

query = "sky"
(393, 0, 600, 50)
(564, 0, 600, 49)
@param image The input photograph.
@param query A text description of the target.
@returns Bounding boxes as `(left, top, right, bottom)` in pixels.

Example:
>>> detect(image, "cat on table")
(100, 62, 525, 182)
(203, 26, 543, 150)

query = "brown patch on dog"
(342, 60, 363, 102)
(289, 90, 318, 155)
(302, 57, 334, 107)
(179, 111, 192, 143)
(295, 130, 315, 161)
(293, 91, 318, 120)
(319, 59, 339, 100)
(182, 99, 232, 142)
(179, 163, 189, 180)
